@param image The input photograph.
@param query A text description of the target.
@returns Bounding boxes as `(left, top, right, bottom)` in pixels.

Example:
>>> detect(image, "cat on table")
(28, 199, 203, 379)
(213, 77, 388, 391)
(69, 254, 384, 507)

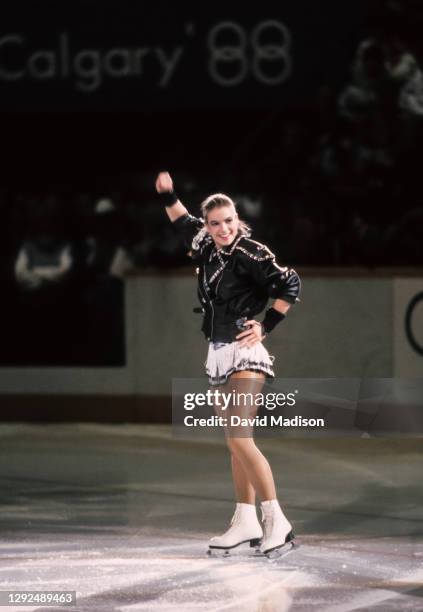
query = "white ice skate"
(260, 499, 297, 559)
(207, 503, 263, 556)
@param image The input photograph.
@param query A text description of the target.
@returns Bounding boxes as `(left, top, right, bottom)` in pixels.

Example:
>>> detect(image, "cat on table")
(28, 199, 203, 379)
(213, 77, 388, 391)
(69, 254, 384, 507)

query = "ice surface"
(0, 424, 422, 611)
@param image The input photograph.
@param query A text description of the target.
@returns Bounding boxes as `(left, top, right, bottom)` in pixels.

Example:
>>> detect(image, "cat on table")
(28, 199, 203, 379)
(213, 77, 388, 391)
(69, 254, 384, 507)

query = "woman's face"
(206, 204, 239, 249)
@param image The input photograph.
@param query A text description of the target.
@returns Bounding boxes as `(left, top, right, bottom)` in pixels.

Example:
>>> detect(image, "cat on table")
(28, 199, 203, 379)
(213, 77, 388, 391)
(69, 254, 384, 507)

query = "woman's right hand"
(155, 171, 173, 193)
(155, 170, 188, 222)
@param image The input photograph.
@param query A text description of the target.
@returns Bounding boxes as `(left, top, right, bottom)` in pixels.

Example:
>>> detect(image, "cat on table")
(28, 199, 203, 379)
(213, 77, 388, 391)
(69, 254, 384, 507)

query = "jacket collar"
(211, 234, 243, 259)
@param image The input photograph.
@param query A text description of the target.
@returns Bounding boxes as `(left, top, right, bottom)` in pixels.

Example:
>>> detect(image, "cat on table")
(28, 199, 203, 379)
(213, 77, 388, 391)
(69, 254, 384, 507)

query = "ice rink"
(0, 424, 422, 611)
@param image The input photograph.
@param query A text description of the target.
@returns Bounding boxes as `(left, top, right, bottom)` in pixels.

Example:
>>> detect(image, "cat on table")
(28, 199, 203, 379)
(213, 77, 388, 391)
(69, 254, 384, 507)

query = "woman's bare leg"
(226, 371, 277, 502)
(228, 437, 277, 501)
(212, 382, 257, 504)
(231, 453, 256, 504)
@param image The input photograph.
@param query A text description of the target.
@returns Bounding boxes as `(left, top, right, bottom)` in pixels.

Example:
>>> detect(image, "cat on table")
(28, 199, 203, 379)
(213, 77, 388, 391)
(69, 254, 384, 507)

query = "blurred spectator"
(76, 196, 127, 365)
(12, 232, 75, 364)
(399, 66, 423, 116)
(85, 197, 119, 273)
(338, 39, 394, 124)
(15, 234, 73, 293)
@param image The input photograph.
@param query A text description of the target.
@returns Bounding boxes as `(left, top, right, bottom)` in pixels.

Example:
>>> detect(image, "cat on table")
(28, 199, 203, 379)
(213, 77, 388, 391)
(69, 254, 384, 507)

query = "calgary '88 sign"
(206, 20, 292, 86)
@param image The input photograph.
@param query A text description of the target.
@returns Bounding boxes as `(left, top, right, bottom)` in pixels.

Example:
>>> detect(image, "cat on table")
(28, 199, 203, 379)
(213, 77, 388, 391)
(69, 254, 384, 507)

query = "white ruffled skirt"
(205, 341, 275, 386)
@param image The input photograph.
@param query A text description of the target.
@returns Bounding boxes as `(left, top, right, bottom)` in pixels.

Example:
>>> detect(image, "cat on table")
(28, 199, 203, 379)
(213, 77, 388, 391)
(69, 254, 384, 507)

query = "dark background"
(1, 0, 423, 366)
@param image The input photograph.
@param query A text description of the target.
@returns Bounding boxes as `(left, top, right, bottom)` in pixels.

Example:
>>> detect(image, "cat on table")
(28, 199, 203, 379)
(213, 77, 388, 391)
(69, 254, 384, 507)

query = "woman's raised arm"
(155, 171, 188, 223)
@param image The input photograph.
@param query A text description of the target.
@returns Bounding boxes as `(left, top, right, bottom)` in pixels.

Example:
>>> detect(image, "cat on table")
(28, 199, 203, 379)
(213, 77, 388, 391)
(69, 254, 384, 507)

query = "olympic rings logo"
(207, 20, 292, 86)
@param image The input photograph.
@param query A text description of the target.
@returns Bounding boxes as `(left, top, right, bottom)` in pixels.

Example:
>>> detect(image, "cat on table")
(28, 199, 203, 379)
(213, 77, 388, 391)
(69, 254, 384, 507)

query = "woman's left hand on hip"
(236, 320, 264, 347)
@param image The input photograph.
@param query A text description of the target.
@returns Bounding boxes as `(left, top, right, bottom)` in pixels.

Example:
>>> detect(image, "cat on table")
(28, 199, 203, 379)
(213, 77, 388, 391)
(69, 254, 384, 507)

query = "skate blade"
(207, 538, 262, 557)
(264, 540, 298, 560)
(262, 531, 298, 559)
(207, 548, 232, 557)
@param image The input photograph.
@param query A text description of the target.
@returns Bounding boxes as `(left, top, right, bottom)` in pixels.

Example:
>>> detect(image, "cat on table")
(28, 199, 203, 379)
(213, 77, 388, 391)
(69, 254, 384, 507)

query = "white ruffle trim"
(205, 341, 275, 386)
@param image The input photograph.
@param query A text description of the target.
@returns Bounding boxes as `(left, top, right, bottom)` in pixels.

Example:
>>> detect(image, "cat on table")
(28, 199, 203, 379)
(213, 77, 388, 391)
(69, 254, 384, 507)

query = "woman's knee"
(226, 436, 257, 454)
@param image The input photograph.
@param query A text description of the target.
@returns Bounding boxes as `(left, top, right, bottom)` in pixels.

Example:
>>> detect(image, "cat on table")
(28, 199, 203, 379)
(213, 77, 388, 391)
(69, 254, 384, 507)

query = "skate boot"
(260, 499, 296, 559)
(208, 503, 263, 556)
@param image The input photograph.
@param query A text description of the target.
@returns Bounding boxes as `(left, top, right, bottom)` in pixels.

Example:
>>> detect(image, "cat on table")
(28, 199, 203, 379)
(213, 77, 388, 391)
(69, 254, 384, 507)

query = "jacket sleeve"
(241, 243, 301, 304)
(172, 213, 210, 256)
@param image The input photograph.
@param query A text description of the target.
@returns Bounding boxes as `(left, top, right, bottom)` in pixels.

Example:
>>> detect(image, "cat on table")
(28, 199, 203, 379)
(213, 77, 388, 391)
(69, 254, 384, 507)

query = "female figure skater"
(155, 171, 301, 557)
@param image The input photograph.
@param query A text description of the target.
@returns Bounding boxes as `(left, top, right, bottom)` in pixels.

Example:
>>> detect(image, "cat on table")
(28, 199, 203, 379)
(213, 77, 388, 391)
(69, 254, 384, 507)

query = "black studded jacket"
(173, 213, 301, 343)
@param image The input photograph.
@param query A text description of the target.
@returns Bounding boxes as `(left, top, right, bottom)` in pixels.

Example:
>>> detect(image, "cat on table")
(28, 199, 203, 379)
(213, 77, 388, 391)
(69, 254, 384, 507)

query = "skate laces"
(261, 507, 274, 537)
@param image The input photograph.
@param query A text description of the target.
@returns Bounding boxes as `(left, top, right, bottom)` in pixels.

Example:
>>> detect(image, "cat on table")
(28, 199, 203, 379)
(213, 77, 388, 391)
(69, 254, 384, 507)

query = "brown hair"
(200, 193, 251, 237)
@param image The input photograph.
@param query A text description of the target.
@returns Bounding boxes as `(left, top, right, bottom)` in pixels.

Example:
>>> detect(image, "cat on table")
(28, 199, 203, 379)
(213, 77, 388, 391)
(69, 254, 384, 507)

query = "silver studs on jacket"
(234, 245, 275, 261)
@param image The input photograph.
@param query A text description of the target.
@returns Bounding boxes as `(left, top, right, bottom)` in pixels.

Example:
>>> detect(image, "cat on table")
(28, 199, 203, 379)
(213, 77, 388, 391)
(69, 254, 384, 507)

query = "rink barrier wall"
(0, 270, 421, 421)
